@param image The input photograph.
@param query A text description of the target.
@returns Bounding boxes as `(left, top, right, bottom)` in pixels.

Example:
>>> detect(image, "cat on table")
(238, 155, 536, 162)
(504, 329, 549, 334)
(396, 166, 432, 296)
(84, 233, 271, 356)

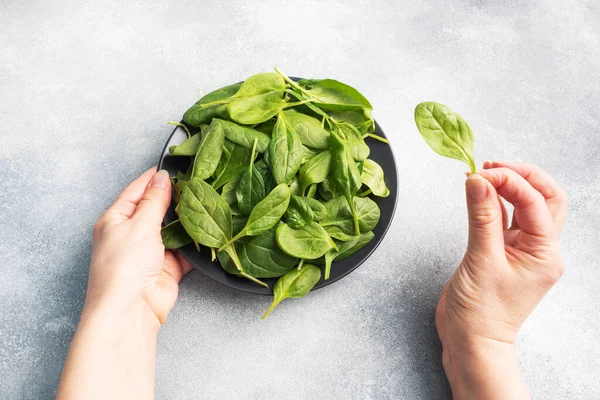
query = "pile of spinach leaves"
(162, 68, 390, 318)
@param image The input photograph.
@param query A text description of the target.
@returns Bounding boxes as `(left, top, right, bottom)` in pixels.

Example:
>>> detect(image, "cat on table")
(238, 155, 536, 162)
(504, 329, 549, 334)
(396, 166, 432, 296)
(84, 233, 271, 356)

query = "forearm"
(57, 298, 160, 400)
(443, 337, 529, 400)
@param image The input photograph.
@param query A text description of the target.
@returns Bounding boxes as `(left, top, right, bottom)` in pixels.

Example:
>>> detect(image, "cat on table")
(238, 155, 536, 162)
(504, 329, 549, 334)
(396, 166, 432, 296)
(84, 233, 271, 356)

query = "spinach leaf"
(232, 72, 285, 98)
(216, 118, 270, 153)
(169, 132, 202, 156)
(212, 140, 253, 190)
(161, 220, 193, 249)
(298, 150, 331, 194)
(254, 159, 276, 193)
(220, 176, 241, 215)
(320, 196, 380, 240)
(255, 119, 276, 134)
(219, 228, 297, 279)
(360, 159, 390, 197)
(225, 92, 288, 125)
(232, 215, 249, 236)
(285, 195, 315, 229)
(338, 123, 370, 162)
(303, 197, 328, 222)
(301, 145, 320, 163)
(328, 129, 362, 235)
(323, 231, 374, 279)
(288, 177, 302, 196)
(306, 183, 317, 199)
(317, 176, 338, 201)
(282, 110, 330, 149)
(191, 119, 225, 180)
(219, 183, 291, 249)
(183, 83, 242, 126)
(236, 139, 266, 216)
(414, 102, 476, 174)
(261, 264, 321, 319)
(275, 222, 336, 259)
(328, 109, 374, 134)
(269, 111, 304, 184)
(297, 79, 372, 111)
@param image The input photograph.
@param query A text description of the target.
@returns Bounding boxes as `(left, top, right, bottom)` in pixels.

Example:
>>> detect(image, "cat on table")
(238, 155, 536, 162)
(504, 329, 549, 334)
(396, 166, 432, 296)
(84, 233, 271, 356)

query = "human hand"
(436, 161, 567, 399)
(87, 167, 192, 326)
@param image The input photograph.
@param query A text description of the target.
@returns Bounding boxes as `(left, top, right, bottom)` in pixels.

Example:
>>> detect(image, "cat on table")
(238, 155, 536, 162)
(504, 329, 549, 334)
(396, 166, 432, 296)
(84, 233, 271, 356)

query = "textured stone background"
(1, 0, 599, 399)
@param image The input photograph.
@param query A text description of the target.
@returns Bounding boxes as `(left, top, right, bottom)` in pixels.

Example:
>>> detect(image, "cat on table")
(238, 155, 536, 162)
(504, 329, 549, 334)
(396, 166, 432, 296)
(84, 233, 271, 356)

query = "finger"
(175, 251, 194, 275)
(163, 251, 186, 283)
(498, 195, 509, 230)
(464, 174, 506, 257)
(484, 161, 567, 231)
(132, 170, 172, 229)
(105, 167, 157, 221)
(478, 168, 555, 239)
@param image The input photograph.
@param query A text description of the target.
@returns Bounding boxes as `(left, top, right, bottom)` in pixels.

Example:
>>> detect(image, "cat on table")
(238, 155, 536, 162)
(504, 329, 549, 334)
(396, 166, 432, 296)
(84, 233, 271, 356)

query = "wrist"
(443, 336, 529, 400)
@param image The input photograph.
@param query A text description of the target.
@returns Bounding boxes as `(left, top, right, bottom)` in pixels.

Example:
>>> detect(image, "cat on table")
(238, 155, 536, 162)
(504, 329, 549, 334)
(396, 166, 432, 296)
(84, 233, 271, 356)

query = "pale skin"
(57, 161, 567, 400)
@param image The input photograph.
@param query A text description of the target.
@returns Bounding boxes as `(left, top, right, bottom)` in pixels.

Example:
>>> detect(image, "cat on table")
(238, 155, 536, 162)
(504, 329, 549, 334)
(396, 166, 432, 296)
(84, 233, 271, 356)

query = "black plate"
(158, 87, 398, 295)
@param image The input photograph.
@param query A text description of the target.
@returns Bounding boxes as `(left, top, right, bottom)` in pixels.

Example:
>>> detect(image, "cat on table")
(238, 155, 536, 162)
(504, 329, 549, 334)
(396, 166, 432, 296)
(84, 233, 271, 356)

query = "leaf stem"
(364, 133, 389, 144)
(193, 241, 201, 252)
(240, 271, 269, 289)
(261, 298, 282, 319)
(167, 121, 192, 138)
(211, 247, 216, 261)
(297, 259, 304, 270)
(348, 197, 360, 236)
(218, 230, 245, 252)
(358, 189, 372, 197)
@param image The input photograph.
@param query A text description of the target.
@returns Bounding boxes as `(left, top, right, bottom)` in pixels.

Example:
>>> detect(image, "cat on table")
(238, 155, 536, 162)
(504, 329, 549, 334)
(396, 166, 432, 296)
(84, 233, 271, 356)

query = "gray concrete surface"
(1, 0, 599, 399)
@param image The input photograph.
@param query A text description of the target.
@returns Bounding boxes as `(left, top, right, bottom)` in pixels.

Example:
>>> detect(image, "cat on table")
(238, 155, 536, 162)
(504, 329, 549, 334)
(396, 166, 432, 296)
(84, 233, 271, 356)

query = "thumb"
(133, 170, 172, 229)
(465, 174, 505, 257)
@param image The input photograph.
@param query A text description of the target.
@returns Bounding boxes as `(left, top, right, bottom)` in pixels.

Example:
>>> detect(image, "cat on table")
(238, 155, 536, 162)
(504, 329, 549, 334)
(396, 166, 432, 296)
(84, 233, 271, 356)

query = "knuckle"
(92, 217, 108, 236)
(470, 206, 502, 228)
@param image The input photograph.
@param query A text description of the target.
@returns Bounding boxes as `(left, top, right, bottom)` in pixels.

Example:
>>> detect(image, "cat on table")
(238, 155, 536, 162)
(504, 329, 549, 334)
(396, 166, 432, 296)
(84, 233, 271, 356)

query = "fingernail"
(152, 170, 170, 188)
(467, 175, 488, 200)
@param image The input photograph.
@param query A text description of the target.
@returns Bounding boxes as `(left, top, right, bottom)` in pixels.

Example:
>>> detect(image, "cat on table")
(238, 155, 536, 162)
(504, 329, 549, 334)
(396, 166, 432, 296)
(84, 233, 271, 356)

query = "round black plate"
(158, 87, 398, 295)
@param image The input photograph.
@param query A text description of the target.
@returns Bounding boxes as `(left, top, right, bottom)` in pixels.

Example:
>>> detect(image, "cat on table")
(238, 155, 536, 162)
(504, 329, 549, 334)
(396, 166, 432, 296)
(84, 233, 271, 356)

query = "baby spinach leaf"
(301, 146, 320, 164)
(191, 119, 225, 180)
(288, 177, 302, 196)
(236, 139, 266, 216)
(183, 83, 242, 126)
(233, 72, 286, 98)
(261, 264, 321, 319)
(255, 119, 276, 134)
(212, 140, 253, 190)
(282, 110, 330, 149)
(338, 123, 370, 162)
(254, 159, 276, 193)
(216, 118, 270, 153)
(360, 159, 390, 197)
(219, 228, 297, 279)
(221, 177, 241, 215)
(322, 231, 374, 279)
(275, 222, 336, 259)
(328, 109, 374, 134)
(169, 132, 202, 156)
(179, 178, 232, 248)
(306, 183, 317, 199)
(298, 150, 331, 194)
(285, 195, 315, 229)
(225, 92, 288, 125)
(232, 215, 249, 236)
(297, 79, 372, 111)
(320, 196, 380, 240)
(219, 183, 291, 250)
(414, 102, 476, 174)
(161, 220, 193, 249)
(269, 111, 304, 185)
(303, 197, 328, 222)
(317, 177, 338, 201)
(328, 130, 362, 235)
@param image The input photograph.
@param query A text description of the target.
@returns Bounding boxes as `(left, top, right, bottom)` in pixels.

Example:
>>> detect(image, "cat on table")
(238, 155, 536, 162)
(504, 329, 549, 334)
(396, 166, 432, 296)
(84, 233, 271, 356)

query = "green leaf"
(297, 79, 372, 111)
(169, 132, 202, 156)
(317, 176, 338, 201)
(282, 110, 330, 149)
(220, 176, 241, 215)
(269, 111, 304, 185)
(232, 215, 249, 236)
(285, 195, 315, 229)
(191, 119, 225, 180)
(161, 220, 193, 249)
(254, 159, 276, 193)
(288, 177, 302, 196)
(179, 178, 232, 248)
(323, 231, 374, 279)
(261, 264, 321, 319)
(298, 150, 331, 194)
(414, 102, 476, 174)
(183, 83, 242, 126)
(212, 140, 253, 190)
(236, 139, 266, 216)
(275, 222, 336, 259)
(327, 109, 375, 134)
(303, 197, 328, 222)
(360, 159, 390, 197)
(225, 92, 288, 125)
(338, 123, 370, 162)
(320, 196, 380, 240)
(328, 129, 362, 235)
(218, 228, 297, 279)
(216, 118, 270, 153)
(219, 183, 291, 249)
(232, 72, 285, 98)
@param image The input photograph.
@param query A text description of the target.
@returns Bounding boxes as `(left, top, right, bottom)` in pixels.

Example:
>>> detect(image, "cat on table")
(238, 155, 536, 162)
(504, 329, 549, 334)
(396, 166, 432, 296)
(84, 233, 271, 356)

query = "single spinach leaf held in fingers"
(414, 102, 476, 173)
